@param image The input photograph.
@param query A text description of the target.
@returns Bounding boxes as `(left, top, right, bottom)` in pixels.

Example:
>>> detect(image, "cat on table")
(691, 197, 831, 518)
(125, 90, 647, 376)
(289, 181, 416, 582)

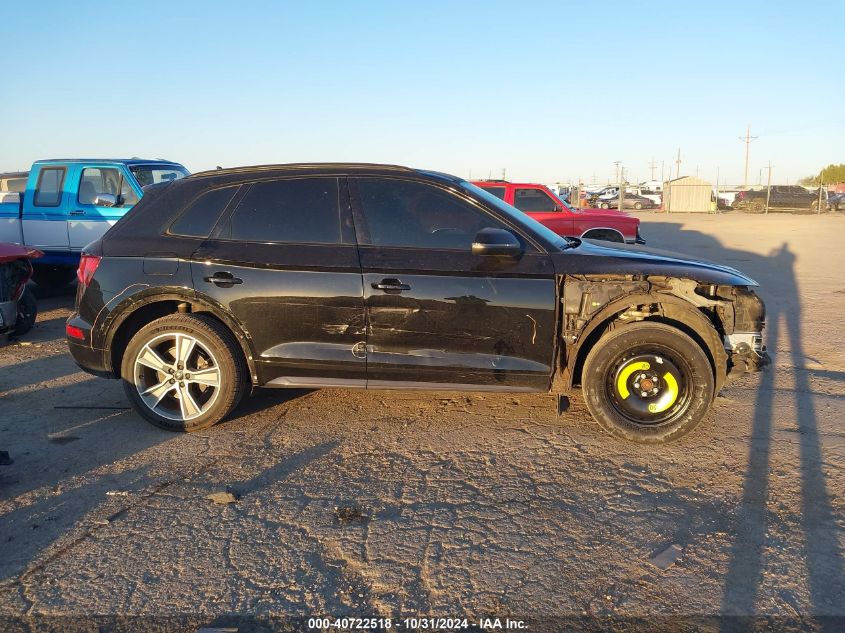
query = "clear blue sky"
(2, 1, 842, 186)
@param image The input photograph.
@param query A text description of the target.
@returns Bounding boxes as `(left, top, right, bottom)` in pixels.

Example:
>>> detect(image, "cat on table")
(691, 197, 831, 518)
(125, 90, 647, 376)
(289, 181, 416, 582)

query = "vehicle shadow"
(642, 221, 844, 626)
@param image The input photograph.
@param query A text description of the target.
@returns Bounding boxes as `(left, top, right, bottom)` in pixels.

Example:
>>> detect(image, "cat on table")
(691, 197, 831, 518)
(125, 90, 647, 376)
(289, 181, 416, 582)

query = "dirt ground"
(0, 212, 843, 631)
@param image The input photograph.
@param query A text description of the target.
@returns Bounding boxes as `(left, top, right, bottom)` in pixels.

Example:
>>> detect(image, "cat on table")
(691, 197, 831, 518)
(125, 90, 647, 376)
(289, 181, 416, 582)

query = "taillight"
(77, 254, 102, 288)
(66, 324, 85, 340)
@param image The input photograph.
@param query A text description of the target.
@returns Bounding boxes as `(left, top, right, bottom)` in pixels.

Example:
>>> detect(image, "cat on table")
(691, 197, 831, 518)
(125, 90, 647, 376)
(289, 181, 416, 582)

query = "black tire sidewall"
(120, 314, 245, 432)
(13, 286, 37, 336)
(582, 322, 715, 443)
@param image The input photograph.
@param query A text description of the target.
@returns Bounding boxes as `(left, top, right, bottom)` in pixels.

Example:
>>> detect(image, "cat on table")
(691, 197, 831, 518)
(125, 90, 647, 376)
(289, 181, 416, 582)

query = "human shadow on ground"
(641, 221, 844, 628)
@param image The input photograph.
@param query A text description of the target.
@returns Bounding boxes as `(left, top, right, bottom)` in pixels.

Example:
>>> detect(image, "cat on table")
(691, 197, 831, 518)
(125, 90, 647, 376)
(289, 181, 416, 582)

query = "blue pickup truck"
(0, 158, 189, 288)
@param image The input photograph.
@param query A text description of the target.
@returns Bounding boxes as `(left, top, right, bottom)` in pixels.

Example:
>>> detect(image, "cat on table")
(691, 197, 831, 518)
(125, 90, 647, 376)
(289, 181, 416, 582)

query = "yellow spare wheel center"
(648, 372, 679, 413)
(616, 361, 651, 399)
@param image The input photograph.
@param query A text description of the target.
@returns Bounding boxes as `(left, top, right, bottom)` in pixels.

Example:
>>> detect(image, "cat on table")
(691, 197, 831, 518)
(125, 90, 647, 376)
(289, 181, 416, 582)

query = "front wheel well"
(571, 313, 719, 389)
(109, 300, 253, 383)
(581, 228, 625, 243)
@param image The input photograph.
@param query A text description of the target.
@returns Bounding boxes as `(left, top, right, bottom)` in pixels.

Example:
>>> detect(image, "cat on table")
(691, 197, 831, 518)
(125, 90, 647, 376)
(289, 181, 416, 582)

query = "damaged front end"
(718, 286, 769, 378)
(556, 274, 769, 393)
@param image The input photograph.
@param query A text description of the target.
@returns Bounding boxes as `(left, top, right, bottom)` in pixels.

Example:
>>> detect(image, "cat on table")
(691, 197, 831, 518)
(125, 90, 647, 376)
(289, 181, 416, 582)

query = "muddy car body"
(66, 164, 767, 443)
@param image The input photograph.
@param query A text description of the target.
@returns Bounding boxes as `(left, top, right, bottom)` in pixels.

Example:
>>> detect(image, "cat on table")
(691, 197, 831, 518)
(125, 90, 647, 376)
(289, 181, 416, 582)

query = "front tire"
(634, 202, 643, 210)
(581, 322, 715, 443)
(121, 314, 248, 432)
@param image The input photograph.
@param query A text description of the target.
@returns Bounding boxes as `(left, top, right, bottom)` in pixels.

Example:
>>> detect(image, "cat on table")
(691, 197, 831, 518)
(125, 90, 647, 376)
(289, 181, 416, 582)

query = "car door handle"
(69, 209, 85, 216)
(204, 272, 243, 287)
(371, 278, 410, 292)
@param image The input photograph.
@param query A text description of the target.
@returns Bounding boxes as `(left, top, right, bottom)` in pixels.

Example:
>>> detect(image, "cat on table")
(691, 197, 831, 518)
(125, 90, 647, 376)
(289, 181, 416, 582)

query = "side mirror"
(93, 193, 117, 207)
(472, 228, 522, 257)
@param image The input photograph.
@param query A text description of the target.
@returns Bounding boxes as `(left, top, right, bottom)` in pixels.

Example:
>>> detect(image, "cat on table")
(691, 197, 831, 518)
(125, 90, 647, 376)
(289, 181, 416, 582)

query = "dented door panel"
(190, 241, 366, 384)
(361, 246, 557, 389)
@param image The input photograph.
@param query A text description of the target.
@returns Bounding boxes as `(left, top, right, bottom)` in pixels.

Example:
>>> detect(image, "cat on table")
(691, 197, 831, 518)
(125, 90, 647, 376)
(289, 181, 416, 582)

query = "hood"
(0, 243, 43, 263)
(552, 239, 757, 287)
(579, 207, 634, 220)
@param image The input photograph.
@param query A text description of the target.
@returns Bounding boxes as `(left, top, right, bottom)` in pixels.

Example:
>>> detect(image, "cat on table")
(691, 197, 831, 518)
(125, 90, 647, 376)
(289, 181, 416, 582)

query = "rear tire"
(12, 286, 37, 336)
(121, 314, 248, 432)
(749, 201, 765, 213)
(634, 202, 643, 210)
(581, 322, 715, 443)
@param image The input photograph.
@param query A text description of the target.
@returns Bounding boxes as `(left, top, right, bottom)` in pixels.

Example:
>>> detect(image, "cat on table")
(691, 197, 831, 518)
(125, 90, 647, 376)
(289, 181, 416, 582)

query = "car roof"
(33, 158, 183, 166)
(188, 163, 463, 184)
(473, 181, 552, 188)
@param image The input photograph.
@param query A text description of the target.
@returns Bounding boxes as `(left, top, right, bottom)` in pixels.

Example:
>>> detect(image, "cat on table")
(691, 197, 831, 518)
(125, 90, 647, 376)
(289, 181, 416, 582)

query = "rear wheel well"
(581, 228, 625, 243)
(571, 313, 717, 389)
(109, 301, 252, 383)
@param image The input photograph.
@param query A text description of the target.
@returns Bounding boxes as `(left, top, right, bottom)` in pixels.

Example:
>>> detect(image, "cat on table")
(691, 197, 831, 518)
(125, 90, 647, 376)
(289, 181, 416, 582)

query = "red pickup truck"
(472, 180, 645, 245)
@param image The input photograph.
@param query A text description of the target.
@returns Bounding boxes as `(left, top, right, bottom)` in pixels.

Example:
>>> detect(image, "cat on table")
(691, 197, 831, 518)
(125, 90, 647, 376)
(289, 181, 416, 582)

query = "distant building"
(663, 176, 712, 213)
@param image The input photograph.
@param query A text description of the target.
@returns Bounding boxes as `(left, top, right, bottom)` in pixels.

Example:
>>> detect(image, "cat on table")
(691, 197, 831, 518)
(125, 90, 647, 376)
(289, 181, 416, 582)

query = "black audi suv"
(66, 164, 767, 443)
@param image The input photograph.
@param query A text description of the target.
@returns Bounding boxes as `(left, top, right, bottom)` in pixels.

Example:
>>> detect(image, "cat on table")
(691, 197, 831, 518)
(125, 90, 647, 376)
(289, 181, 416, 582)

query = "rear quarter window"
(34, 167, 65, 207)
(220, 178, 343, 244)
(169, 186, 239, 238)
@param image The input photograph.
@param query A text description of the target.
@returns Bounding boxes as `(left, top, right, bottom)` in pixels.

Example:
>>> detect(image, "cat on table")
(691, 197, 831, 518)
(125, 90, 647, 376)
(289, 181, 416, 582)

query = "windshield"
(129, 164, 190, 188)
(459, 181, 574, 251)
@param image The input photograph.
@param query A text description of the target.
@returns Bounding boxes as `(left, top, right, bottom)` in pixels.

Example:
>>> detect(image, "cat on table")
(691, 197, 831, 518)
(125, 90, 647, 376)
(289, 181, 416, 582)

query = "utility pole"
(765, 161, 772, 214)
(674, 148, 682, 179)
(818, 173, 825, 214)
(613, 161, 622, 184)
(715, 167, 720, 214)
(739, 125, 758, 189)
(648, 157, 658, 180)
(661, 161, 665, 182)
(501, 167, 506, 180)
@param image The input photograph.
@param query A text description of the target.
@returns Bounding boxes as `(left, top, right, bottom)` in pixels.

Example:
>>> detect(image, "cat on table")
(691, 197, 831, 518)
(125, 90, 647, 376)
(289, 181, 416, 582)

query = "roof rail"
(190, 162, 415, 178)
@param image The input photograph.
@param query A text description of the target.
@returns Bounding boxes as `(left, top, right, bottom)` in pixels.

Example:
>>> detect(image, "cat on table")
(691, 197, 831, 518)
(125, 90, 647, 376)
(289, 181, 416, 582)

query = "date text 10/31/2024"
(307, 617, 527, 630)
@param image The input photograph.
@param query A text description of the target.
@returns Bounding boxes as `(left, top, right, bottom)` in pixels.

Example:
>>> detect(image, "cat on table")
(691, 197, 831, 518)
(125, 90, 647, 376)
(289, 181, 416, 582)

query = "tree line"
(799, 164, 845, 185)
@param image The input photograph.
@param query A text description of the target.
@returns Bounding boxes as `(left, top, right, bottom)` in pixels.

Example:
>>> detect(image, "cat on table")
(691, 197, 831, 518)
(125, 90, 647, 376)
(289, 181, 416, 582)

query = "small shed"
(662, 176, 712, 213)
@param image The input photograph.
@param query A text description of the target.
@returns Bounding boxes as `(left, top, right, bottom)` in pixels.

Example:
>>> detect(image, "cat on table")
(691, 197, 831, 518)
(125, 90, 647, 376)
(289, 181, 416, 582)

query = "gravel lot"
(1, 212, 843, 631)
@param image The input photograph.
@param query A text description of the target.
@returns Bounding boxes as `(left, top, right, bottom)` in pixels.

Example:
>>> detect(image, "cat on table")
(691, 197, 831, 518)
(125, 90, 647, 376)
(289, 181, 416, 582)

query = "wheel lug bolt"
(185, 374, 191, 379)
(169, 378, 175, 384)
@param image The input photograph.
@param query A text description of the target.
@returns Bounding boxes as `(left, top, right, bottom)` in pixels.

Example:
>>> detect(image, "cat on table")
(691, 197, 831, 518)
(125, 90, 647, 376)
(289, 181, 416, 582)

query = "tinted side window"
(514, 188, 558, 212)
(222, 178, 342, 244)
(34, 168, 65, 207)
(356, 178, 506, 250)
(170, 186, 239, 238)
(482, 186, 507, 199)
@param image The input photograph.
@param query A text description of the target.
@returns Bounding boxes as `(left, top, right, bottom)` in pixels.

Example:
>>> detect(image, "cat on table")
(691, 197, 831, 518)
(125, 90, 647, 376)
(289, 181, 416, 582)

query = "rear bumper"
(66, 314, 112, 378)
(67, 338, 111, 378)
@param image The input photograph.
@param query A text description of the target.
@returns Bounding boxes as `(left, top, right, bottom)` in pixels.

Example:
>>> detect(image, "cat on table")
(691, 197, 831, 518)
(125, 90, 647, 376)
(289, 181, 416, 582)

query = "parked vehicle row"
(731, 185, 828, 213)
(67, 163, 768, 444)
(0, 158, 189, 289)
(596, 193, 657, 211)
